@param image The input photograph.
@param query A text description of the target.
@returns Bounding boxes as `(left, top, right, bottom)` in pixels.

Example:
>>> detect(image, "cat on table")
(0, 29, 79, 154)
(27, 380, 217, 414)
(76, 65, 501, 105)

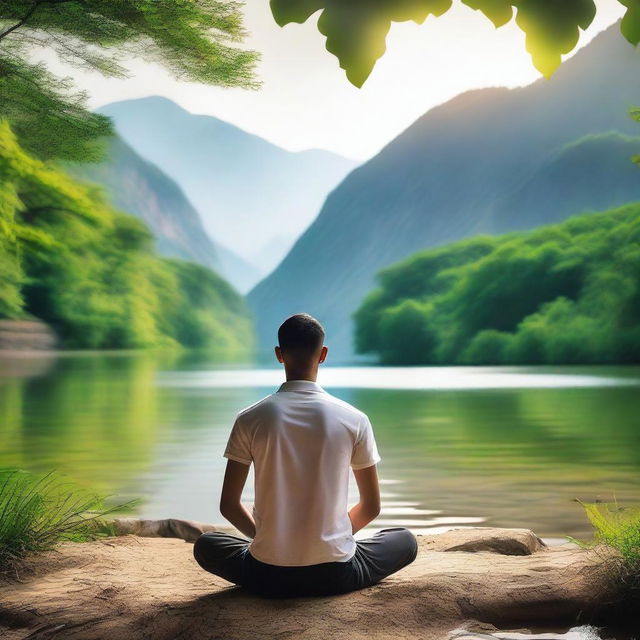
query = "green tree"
(0, 1, 258, 160)
(270, 0, 640, 87)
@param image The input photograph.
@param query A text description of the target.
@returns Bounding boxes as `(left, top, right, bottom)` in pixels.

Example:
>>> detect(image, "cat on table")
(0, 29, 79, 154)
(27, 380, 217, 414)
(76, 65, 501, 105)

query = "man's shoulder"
(318, 390, 368, 423)
(236, 393, 279, 420)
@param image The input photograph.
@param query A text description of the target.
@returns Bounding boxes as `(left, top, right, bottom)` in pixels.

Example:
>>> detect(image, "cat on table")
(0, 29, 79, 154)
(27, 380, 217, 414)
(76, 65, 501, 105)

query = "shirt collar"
(277, 379, 325, 393)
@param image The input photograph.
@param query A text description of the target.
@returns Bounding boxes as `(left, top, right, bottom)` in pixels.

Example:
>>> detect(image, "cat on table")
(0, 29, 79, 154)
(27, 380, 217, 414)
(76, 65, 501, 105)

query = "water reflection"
(0, 352, 638, 538)
(156, 366, 640, 390)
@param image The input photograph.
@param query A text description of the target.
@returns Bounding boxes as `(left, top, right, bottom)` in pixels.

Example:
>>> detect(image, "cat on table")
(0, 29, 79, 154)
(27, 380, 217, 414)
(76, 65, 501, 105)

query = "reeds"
(0, 468, 132, 571)
(570, 499, 640, 599)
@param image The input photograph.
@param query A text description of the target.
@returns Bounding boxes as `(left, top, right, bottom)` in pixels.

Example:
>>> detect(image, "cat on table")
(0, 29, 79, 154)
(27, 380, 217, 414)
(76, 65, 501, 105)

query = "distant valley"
(98, 97, 358, 285)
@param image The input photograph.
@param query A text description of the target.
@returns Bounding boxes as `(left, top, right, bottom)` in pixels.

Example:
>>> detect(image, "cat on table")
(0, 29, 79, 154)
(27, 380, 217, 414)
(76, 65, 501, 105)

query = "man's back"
(195, 314, 416, 597)
(223, 379, 381, 566)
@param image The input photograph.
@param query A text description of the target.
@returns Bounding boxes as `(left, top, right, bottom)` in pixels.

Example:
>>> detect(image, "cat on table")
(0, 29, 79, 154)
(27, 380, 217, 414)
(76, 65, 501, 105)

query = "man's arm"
(219, 459, 256, 539)
(348, 463, 381, 534)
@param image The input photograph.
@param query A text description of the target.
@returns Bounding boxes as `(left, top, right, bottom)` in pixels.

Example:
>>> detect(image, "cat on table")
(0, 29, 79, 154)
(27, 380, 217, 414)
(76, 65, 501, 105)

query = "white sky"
(54, 0, 626, 160)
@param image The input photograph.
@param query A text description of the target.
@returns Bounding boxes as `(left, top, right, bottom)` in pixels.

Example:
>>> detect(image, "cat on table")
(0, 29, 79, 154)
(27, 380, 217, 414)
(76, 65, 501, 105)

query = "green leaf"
(269, 0, 634, 87)
(317, 5, 391, 88)
(619, 0, 640, 45)
(269, 0, 324, 26)
(462, 0, 513, 27)
(387, 0, 453, 24)
(514, 0, 597, 77)
(317, 0, 452, 87)
(270, 0, 452, 86)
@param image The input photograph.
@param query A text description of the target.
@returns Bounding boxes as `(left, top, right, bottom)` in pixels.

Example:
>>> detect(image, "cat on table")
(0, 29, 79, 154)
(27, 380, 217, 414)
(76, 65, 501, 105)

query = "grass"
(569, 499, 640, 600)
(0, 468, 135, 572)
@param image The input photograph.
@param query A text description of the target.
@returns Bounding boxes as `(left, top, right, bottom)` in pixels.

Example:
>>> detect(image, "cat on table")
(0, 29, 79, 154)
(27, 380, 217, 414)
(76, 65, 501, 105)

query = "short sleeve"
(223, 414, 252, 465)
(351, 414, 382, 470)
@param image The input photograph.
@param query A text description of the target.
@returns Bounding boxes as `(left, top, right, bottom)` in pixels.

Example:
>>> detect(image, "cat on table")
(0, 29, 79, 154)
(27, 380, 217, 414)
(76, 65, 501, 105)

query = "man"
(193, 313, 418, 598)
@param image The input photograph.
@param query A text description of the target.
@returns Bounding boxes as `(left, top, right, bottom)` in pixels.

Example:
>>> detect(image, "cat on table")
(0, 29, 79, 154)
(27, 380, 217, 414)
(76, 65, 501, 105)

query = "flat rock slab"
(0, 528, 615, 640)
(113, 517, 218, 542)
(430, 527, 547, 556)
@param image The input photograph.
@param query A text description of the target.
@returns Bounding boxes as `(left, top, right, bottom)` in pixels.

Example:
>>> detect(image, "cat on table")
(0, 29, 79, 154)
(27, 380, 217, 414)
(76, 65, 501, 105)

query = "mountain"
(64, 136, 260, 293)
(248, 23, 640, 362)
(489, 132, 640, 232)
(97, 97, 358, 276)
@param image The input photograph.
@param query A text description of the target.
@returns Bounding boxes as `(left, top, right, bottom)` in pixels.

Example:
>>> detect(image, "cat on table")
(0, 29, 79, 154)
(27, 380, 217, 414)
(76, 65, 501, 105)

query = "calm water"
(1, 351, 639, 540)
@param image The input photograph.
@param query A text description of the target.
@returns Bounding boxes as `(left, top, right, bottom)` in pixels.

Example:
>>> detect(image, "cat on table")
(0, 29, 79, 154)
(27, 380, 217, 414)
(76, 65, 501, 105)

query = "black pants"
(193, 527, 419, 598)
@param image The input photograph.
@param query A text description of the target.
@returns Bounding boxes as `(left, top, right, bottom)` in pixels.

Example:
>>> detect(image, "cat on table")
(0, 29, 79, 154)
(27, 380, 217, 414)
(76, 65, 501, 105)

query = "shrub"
(461, 329, 513, 364)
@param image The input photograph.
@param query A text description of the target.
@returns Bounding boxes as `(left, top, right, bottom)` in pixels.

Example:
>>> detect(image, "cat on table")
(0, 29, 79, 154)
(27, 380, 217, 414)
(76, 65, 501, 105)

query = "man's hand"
(220, 459, 256, 539)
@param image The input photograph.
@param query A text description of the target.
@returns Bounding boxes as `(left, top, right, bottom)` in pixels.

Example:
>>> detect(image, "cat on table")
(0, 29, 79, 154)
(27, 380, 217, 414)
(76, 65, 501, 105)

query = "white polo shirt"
(223, 379, 382, 566)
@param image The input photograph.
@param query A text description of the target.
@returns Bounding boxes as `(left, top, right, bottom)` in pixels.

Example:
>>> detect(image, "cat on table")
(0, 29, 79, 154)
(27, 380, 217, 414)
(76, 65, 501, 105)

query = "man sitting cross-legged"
(193, 313, 418, 598)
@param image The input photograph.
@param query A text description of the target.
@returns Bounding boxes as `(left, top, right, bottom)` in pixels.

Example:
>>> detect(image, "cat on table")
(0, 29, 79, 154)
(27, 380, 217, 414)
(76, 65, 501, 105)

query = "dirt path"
(0, 528, 617, 640)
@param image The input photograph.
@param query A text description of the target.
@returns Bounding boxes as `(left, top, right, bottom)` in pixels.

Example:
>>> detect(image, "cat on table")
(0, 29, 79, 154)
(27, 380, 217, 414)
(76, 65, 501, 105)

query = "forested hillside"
(249, 24, 640, 361)
(355, 203, 640, 365)
(0, 122, 253, 358)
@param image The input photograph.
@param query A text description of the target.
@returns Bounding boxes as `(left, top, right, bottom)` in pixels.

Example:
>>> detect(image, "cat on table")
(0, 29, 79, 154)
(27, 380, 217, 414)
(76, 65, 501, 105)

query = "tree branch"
(0, 2, 41, 42)
(0, 0, 80, 41)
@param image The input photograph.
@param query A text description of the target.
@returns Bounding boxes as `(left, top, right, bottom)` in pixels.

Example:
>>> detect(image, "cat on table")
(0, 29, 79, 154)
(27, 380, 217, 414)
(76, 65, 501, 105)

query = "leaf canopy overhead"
(270, 0, 640, 87)
(0, 0, 259, 161)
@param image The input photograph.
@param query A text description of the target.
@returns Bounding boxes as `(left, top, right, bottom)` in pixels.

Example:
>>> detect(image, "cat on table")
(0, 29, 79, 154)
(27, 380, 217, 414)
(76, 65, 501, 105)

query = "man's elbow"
(219, 499, 239, 519)
(364, 501, 381, 520)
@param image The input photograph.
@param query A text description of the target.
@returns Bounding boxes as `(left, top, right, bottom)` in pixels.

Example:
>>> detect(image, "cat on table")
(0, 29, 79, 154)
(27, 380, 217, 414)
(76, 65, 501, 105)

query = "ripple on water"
(380, 506, 441, 516)
(375, 516, 486, 527)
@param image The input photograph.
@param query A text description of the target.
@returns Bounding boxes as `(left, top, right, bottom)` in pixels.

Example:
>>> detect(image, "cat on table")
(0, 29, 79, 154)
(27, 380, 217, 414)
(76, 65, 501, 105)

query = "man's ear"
(275, 346, 284, 363)
(319, 345, 328, 364)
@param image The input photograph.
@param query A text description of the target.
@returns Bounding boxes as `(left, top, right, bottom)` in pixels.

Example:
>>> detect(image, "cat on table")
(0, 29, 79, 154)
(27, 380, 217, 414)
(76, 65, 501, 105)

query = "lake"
(1, 351, 639, 541)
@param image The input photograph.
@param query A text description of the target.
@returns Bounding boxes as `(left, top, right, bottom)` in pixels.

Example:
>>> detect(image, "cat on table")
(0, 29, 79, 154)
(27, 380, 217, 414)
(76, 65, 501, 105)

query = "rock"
(429, 527, 547, 556)
(0, 319, 57, 351)
(0, 527, 622, 640)
(448, 623, 605, 639)
(113, 518, 218, 542)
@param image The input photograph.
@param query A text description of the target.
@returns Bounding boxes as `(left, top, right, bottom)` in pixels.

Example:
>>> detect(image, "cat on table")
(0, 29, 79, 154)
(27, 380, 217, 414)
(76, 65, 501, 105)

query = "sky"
(46, 0, 627, 161)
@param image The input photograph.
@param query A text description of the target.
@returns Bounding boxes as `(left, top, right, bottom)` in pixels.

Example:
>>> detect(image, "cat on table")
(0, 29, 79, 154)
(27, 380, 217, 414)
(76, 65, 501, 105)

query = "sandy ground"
(0, 528, 618, 640)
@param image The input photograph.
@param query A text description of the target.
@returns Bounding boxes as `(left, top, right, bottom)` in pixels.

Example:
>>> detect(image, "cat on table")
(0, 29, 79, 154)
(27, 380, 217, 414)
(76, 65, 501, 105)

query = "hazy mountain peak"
(98, 97, 358, 285)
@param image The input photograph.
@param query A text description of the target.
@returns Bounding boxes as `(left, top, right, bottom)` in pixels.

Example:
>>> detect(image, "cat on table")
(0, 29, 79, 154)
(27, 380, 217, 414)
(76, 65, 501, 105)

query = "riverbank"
(0, 524, 629, 640)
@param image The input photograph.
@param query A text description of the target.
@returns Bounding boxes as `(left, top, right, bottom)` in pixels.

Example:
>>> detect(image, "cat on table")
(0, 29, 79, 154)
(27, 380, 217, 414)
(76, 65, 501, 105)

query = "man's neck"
(284, 369, 318, 382)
